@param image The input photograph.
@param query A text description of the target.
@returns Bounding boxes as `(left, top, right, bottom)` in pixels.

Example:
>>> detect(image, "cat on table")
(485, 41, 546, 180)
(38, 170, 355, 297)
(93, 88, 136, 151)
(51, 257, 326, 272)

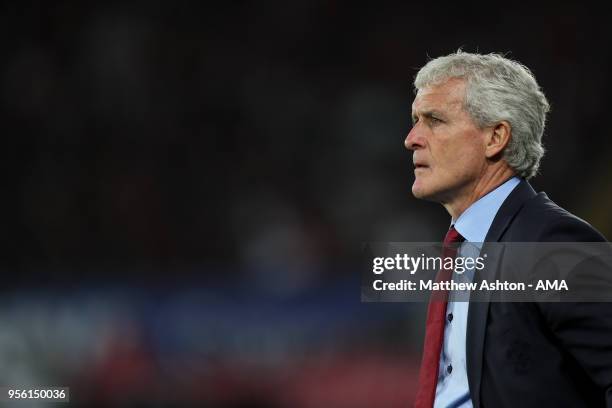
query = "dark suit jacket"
(466, 179, 612, 408)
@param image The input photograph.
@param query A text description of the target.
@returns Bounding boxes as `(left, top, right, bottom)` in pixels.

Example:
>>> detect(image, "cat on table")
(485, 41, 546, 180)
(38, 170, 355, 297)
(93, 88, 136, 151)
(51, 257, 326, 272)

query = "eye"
(429, 116, 443, 125)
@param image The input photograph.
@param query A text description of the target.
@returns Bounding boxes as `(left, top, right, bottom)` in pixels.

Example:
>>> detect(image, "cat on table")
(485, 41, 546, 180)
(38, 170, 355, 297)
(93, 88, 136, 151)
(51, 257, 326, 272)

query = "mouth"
(414, 163, 429, 170)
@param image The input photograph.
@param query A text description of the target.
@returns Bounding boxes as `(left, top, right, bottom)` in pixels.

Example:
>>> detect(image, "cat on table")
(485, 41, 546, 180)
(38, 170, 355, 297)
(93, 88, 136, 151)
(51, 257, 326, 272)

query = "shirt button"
(448, 313, 453, 322)
(447, 364, 453, 374)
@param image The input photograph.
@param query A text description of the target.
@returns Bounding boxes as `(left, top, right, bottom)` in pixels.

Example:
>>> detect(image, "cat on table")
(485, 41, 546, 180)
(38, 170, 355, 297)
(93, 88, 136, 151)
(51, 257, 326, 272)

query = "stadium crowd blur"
(3, 2, 612, 407)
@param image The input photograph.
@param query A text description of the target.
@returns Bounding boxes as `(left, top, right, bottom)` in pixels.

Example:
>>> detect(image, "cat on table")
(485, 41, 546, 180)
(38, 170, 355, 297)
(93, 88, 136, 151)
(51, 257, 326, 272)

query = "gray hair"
(414, 51, 550, 179)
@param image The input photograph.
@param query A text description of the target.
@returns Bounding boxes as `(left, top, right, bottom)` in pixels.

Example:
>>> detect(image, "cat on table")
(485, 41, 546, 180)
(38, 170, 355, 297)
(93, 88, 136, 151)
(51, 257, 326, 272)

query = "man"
(405, 51, 612, 407)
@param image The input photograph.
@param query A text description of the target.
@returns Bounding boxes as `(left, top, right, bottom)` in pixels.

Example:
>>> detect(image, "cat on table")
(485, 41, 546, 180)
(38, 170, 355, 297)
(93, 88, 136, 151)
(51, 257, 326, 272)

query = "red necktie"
(414, 226, 464, 408)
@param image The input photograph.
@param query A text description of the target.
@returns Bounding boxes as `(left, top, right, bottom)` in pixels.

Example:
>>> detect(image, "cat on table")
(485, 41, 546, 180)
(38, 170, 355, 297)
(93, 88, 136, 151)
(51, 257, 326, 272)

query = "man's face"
(405, 78, 489, 203)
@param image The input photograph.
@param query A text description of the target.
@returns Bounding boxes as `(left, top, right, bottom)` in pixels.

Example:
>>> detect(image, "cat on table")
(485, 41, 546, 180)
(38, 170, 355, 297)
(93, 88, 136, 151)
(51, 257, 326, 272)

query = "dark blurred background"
(2, 2, 612, 407)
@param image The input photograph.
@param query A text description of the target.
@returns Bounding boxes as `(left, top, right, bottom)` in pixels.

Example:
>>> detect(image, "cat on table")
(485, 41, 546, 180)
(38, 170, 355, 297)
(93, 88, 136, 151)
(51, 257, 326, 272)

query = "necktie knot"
(444, 226, 464, 246)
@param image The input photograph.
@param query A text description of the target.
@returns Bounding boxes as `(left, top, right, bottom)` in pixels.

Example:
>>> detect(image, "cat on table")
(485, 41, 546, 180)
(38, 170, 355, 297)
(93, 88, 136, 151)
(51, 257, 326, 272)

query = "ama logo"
(535, 280, 568, 290)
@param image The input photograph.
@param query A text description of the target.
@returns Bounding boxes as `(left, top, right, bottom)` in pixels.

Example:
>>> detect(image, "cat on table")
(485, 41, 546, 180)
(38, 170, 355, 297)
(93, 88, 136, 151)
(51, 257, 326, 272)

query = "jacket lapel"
(482, 180, 537, 244)
(466, 179, 537, 408)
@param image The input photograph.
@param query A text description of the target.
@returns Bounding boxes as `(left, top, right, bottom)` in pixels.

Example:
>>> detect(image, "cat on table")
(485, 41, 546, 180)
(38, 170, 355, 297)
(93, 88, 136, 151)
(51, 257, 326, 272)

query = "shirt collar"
(453, 177, 521, 243)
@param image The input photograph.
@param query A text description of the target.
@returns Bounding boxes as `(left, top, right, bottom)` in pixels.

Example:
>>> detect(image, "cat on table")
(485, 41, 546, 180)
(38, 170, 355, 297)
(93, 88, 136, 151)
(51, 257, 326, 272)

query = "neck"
(443, 165, 515, 220)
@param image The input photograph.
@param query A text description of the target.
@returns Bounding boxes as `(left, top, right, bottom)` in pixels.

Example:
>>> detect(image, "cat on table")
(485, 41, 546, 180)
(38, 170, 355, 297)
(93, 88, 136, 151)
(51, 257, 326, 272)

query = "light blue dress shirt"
(434, 177, 520, 408)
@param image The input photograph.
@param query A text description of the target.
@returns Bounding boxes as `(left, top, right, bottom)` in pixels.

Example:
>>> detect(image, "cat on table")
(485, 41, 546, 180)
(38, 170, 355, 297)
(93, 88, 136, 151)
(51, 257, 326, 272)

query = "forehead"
(412, 78, 466, 113)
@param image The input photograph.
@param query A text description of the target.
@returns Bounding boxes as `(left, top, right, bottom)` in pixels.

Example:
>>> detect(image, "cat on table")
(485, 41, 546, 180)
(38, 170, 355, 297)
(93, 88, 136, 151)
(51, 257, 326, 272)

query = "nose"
(404, 124, 424, 151)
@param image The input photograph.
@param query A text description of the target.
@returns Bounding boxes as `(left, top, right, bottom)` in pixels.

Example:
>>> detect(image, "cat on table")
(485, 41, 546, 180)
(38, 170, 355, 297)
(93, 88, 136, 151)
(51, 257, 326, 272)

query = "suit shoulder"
(509, 192, 607, 242)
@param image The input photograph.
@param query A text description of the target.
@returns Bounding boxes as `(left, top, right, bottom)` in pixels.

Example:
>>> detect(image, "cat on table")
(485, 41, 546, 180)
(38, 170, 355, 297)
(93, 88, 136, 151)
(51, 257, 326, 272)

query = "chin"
(412, 180, 442, 202)
(411, 182, 429, 199)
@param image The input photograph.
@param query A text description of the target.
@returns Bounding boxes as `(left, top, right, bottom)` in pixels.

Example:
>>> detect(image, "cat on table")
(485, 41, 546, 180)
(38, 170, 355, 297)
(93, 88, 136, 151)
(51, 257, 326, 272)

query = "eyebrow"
(411, 110, 445, 124)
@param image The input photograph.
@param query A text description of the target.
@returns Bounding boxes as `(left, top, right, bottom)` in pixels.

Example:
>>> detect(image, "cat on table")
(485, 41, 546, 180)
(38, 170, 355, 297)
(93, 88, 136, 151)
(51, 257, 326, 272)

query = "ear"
(485, 121, 511, 159)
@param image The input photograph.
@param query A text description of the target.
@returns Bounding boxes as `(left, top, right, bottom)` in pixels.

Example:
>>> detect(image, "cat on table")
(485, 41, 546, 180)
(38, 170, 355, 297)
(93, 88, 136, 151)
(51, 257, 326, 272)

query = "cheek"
(443, 136, 485, 176)
(456, 145, 483, 167)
